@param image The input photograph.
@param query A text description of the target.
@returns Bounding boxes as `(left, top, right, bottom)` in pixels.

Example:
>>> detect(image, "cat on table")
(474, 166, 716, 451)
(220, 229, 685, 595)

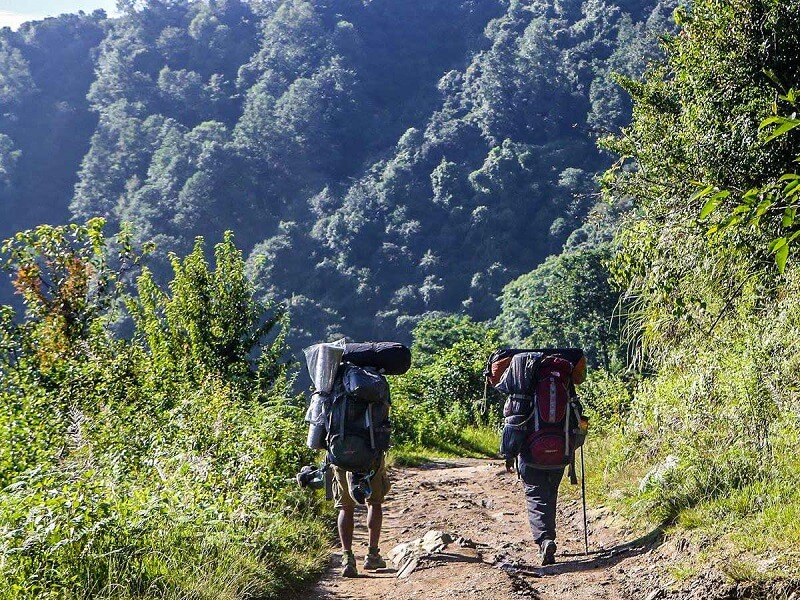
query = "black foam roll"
(343, 342, 412, 375)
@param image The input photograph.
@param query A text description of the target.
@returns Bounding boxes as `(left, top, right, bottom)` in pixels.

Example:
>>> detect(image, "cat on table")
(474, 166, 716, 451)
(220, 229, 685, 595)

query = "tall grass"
(0, 225, 332, 599)
(583, 265, 800, 578)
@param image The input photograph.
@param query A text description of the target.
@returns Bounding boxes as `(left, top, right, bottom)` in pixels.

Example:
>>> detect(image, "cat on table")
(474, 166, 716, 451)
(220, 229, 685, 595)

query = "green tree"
(602, 0, 800, 361)
(1, 218, 141, 364)
(411, 313, 501, 362)
(497, 244, 623, 371)
(130, 231, 290, 397)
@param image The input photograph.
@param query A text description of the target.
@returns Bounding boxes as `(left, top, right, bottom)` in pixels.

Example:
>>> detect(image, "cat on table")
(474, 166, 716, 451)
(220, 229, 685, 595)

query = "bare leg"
(367, 503, 383, 549)
(338, 506, 355, 552)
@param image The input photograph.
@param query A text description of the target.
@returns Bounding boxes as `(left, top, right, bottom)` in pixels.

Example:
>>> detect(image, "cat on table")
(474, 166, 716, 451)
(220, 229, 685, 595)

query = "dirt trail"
(310, 458, 662, 600)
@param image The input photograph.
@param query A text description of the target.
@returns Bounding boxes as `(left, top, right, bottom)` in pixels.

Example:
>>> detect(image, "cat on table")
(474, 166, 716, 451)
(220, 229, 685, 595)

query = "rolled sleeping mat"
(496, 352, 543, 396)
(343, 342, 412, 375)
(487, 347, 586, 387)
(303, 339, 346, 394)
(519, 348, 586, 383)
(531, 348, 584, 366)
(306, 423, 327, 450)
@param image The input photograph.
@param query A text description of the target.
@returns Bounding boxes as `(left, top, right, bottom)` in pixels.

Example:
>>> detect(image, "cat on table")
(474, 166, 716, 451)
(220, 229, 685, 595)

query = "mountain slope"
(0, 0, 671, 343)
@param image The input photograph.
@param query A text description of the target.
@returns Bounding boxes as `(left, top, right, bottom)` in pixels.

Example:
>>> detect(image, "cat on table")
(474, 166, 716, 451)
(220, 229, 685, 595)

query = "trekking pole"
(580, 444, 588, 555)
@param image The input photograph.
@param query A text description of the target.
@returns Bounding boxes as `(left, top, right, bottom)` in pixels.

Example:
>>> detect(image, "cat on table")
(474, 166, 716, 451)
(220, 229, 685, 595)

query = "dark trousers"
(520, 465, 565, 545)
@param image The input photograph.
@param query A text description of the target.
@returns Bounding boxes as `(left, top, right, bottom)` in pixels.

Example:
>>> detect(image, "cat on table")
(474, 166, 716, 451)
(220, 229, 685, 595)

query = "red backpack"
(526, 356, 576, 468)
(489, 349, 586, 476)
(533, 356, 573, 423)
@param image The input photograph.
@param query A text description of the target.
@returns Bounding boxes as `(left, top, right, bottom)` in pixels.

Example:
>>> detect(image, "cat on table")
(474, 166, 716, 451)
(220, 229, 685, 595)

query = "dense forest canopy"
(0, 0, 672, 346)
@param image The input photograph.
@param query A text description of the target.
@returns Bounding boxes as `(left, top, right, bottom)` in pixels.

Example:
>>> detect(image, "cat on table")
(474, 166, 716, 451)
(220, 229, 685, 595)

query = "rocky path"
(310, 458, 663, 600)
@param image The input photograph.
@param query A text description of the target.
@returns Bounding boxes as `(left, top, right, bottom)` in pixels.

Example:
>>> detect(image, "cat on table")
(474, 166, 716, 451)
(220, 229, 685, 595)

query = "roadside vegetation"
(0, 221, 330, 599)
(581, 0, 800, 583)
(0, 221, 503, 598)
(389, 315, 504, 465)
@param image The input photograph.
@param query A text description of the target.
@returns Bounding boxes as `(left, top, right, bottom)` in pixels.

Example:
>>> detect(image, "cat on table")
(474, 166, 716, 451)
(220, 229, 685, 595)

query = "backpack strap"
(568, 453, 578, 485)
(530, 353, 550, 431)
(567, 398, 579, 485)
(366, 403, 376, 450)
(564, 401, 572, 461)
(506, 394, 538, 429)
(339, 394, 347, 439)
(322, 456, 334, 501)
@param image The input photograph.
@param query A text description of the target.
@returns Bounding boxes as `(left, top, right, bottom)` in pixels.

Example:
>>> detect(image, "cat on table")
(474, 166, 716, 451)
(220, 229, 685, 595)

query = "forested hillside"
(0, 0, 671, 344)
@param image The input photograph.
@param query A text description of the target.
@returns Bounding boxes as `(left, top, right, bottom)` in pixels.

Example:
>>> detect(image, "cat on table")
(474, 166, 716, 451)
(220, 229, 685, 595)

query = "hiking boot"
(341, 550, 358, 578)
(540, 539, 556, 566)
(363, 548, 387, 571)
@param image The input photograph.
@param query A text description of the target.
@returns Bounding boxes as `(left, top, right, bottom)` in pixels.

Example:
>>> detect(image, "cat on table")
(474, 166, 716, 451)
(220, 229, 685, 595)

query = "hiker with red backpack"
(299, 340, 411, 578)
(485, 348, 588, 565)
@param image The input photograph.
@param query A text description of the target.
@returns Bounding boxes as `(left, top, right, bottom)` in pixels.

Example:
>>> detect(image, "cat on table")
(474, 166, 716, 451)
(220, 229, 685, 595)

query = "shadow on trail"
(561, 525, 664, 558)
(501, 526, 664, 578)
(420, 551, 484, 566)
(352, 567, 398, 578)
(413, 459, 473, 471)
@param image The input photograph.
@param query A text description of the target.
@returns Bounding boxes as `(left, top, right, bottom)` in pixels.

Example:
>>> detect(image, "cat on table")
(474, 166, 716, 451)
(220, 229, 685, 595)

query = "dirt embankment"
(306, 459, 798, 600)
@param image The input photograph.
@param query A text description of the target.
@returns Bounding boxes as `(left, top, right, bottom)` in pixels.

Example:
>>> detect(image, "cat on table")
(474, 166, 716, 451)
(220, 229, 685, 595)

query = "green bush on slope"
(389, 315, 502, 459)
(625, 268, 800, 526)
(497, 243, 625, 373)
(594, 0, 800, 574)
(0, 221, 328, 599)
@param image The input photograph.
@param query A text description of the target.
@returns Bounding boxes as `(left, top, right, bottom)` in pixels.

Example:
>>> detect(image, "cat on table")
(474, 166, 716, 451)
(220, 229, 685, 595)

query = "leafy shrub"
(580, 369, 635, 430)
(497, 244, 625, 372)
(0, 221, 329, 599)
(390, 316, 502, 452)
(589, 0, 800, 562)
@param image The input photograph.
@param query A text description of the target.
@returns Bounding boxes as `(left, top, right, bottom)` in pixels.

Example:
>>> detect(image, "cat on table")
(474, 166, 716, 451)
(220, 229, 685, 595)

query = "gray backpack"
(326, 365, 391, 473)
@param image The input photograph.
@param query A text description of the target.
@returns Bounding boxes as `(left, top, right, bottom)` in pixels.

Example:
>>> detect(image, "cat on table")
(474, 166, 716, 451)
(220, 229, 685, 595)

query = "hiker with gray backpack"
(299, 339, 411, 578)
(485, 348, 588, 565)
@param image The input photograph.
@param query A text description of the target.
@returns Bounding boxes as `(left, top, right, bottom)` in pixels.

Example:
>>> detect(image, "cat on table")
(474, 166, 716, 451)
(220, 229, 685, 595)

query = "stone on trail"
(422, 529, 454, 552)
(388, 540, 420, 568)
(388, 530, 456, 578)
(397, 556, 419, 579)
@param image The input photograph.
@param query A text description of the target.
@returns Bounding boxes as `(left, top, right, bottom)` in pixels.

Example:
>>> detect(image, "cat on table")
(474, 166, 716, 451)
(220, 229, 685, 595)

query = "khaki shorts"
(332, 456, 390, 509)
